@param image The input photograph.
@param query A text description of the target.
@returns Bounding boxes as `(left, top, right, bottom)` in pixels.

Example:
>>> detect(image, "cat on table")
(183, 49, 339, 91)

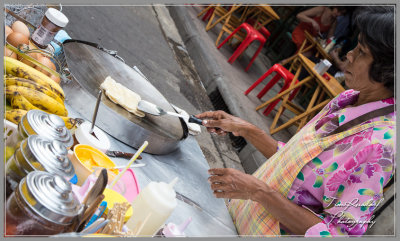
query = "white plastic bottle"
(126, 177, 178, 236)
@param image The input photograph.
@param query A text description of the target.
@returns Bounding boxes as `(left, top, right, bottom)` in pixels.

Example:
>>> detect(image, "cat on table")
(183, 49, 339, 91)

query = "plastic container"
(50, 29, 71, 55)
(4, 120, 19, 148)
(102, 188, 133, 222)
(4, 120, 19, 164)
(68, 144, 117, 186)
(125, 177, 179, 236)
(161, 217, 192, 237)
(31, 8, 68, 49)
(314, 59, 332, 76)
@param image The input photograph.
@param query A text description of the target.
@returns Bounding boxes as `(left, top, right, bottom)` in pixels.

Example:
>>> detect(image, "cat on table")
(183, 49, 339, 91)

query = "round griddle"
(61, 40, 187, 155)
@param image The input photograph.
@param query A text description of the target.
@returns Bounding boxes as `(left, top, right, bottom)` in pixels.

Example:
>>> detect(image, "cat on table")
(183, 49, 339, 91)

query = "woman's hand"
(329, 48, 340, 60)
(195, 110, 253, 137)
(311, 20, 320, 33)
(208, 168, 273, 201)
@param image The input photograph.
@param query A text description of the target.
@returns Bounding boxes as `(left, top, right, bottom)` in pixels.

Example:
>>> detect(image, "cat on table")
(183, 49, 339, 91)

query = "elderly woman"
(196, 6, 395, 237)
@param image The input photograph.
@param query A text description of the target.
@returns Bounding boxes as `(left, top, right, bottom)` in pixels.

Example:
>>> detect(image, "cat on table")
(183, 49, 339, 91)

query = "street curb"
(168, 6, 245, 119)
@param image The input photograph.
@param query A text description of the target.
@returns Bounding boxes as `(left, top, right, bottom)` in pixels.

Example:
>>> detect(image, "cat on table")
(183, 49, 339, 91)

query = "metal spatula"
(138, 100, 203, 125)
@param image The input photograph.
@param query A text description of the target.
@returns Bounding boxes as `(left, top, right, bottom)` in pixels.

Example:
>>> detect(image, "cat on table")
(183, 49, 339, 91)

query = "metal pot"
(61, 40, 187, 155)
(5, 171, 82, 235)
(5, 135, 76, 198)
(18, 109, 74, 149)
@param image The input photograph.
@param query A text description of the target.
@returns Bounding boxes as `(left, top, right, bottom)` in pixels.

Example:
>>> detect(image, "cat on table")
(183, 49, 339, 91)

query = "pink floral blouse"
(278, 89, 396, 237)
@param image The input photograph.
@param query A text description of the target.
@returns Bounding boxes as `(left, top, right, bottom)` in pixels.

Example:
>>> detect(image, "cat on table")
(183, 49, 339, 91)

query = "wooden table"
(304, 31, 332, 62)
(256, 54, 345, 134)
(281, 30, 332, 68)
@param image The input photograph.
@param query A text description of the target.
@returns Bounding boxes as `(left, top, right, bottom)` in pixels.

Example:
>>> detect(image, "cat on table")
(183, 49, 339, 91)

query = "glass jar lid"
(21, 135, 75, 181)
(20, 110, 73, 148)
(19, 171, 81, 224)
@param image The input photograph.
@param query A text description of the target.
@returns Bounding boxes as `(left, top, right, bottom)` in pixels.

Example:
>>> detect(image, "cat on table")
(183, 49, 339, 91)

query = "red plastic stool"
(217, 23, 266, 72)
(245, 18, 271, 40)
(244, 64, 300, 116)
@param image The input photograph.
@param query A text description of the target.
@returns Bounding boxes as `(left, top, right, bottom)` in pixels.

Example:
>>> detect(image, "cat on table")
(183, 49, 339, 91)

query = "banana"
(6, 101, 13, 111)
(5, 86, 68, 116)
(5, 109, 28, 125)
(5, 77, 64, 104)
(4, 56, 65, 101)
(10, 92, 40, 111)
(60, 116, 84, 129)
(5, 107, 79, 130)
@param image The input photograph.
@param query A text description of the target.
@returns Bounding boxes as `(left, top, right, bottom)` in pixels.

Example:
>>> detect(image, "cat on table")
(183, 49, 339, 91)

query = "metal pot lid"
(20, 110, 74, 148)
(61, 40, 185, 154)
(21, 135, 75, 180)
(19, 171, 81, 224)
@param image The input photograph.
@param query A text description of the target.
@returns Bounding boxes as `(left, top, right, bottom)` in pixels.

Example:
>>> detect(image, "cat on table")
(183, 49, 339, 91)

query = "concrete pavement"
(169, 6, 296, 173)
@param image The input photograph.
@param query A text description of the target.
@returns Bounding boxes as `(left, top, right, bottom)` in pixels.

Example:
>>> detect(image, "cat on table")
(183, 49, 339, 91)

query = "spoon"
(138, 100, 203, 125)
(82, 168, 108, 206)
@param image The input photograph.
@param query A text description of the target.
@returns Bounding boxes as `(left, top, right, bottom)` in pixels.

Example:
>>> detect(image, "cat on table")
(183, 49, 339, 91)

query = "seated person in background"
(329, 6, 357, 71)
(292, 6, 348, 56)
(280, 6, 349, 65)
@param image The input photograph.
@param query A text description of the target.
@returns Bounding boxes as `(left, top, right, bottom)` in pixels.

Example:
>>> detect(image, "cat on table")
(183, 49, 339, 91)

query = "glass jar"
(5, 171, 82, 236)
(6, 135, 76, 198)
(31, 8, 69, 49)
(17, 109, 73, 149)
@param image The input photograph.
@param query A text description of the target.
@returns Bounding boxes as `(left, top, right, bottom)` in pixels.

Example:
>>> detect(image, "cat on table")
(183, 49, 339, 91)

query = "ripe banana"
(5, 77, 64, 104)
(5, 108, 80, 130)
(5, 109, 27, 125)
(60, 116, 84, 129)
(10, 92, 40, 111)
(5, 86, 68, 117)
(4, 56, 65, 101)
(6, 102, 13, 111)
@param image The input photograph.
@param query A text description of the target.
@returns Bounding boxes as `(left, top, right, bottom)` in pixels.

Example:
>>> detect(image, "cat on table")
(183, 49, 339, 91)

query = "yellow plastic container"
(103, 188, 133, 223)
(70, 144, 118, 185)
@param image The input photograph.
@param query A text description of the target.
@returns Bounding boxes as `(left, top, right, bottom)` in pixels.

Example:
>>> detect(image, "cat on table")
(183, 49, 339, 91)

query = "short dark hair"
(353, 6, 394, 93)
(329, 6, 349, 14)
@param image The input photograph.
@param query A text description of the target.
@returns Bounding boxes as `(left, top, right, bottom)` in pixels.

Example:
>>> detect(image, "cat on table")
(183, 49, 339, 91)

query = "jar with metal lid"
(5, 135, 77, 198)
(5, 171, 82, 236)
(31, 8, 69, 49)
(17, 109, 73, 149)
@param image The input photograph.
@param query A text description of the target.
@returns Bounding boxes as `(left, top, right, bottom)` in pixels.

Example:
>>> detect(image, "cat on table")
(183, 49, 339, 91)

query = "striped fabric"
(227, 106, 394, 237)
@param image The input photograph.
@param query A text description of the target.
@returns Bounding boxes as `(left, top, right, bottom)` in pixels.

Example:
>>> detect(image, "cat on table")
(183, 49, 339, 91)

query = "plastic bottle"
(162, 217, 192, 237)
(324, 38, 336, 53)
(126, 177, 179, 236)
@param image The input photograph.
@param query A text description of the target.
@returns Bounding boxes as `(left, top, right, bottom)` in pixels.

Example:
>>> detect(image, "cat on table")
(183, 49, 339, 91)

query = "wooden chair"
(203, 4, 242, 32)
(213, 6, 244, 47)
(196, 5, 215, 22)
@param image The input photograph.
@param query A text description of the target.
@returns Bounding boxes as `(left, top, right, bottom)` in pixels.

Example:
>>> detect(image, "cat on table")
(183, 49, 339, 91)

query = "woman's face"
(343, 36, 375, 91)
